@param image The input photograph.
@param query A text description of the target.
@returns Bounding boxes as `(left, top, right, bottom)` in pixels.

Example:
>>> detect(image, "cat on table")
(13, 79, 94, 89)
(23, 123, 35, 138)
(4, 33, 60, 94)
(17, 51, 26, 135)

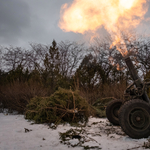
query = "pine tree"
(43, 40, 60, 91)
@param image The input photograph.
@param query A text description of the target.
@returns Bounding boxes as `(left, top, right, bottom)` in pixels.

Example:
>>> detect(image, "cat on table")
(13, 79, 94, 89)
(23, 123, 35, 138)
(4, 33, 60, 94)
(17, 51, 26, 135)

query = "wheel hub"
(130, 109, 149, 130)
(136, 116, 141, 122)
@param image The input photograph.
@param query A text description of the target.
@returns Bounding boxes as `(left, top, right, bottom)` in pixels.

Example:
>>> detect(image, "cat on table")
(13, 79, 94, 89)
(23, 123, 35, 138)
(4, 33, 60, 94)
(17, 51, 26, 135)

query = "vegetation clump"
(59, 128, 101, 149)
(143, 138, 150, 149)
(25, 88, 94, 124)
(92, 97, 116, 117)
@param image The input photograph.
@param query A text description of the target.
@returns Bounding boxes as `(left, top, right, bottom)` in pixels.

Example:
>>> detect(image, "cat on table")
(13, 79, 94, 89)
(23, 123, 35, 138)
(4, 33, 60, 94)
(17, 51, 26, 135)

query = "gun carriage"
(106, 54, 150, 139)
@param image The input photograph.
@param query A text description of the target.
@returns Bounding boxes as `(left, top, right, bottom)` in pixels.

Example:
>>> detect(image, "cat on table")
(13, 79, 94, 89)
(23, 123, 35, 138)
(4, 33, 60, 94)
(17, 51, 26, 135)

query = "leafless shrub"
(0, 80, 49, 113)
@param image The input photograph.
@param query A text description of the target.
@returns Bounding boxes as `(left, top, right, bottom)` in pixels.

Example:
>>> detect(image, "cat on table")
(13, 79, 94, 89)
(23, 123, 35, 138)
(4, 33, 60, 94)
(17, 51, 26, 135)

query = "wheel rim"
(129, 108, 150, 131)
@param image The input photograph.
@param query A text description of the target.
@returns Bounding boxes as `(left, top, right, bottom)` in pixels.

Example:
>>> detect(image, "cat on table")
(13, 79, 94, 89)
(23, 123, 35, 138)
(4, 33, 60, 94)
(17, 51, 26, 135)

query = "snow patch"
(0, 113, 149, 150)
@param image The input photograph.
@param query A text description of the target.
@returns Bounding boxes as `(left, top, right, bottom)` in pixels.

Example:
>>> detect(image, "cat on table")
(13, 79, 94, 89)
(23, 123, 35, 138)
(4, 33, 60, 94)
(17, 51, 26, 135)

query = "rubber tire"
(106, 99, 123, 125)
(119, 99, 150, 139)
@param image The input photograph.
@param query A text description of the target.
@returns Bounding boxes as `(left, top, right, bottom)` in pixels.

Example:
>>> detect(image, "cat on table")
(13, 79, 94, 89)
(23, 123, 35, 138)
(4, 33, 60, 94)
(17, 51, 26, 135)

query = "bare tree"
(135, 41, 150, 75)
(58, 41, 84, 77)
(2, 46, 30, 71)
(27, 43, 48, 72)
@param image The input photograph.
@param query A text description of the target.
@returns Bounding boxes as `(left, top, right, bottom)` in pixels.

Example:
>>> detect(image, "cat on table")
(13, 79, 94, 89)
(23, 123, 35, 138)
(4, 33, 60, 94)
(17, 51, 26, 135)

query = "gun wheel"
(106, 99, 122, 125)
(119, 99, 150, 139)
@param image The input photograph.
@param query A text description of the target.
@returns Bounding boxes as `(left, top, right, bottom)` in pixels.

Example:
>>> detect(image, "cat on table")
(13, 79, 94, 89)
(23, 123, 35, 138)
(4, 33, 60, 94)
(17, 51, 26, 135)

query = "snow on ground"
(0, 113, 149, 150)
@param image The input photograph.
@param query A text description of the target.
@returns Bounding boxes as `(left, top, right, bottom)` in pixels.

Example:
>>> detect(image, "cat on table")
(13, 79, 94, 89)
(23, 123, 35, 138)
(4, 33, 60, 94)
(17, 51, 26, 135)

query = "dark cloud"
(0, 0, 30, 45)
(0, 0, 150, 48)
(0, 0, 82, 47)
(23, 0, 81, 45)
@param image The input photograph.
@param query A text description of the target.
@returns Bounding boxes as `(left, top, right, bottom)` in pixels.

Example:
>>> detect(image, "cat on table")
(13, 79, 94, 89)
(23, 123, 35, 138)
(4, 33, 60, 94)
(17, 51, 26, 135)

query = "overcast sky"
(0, 0, 150, 48)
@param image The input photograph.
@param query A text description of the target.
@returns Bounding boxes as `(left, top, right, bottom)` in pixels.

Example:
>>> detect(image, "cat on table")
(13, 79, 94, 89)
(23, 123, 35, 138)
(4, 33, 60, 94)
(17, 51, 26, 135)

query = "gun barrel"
(124, 57, 141, 86)
(124, 56, 150, 103)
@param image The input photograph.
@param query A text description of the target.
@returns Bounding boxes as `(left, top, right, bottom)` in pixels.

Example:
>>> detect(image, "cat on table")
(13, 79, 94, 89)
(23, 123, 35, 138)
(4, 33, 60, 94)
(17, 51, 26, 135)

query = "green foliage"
(0, 70, 8, 85)
(25, 88, 94, 124)
(93, 97, 116, 109)
(92, 97, 116, 118)
(75, 54, 98, 90)
(5, 65, 31, 84)
(75, 53, 125, 91)
(43, 40, 60, 91)
(3, 39, 150, 114)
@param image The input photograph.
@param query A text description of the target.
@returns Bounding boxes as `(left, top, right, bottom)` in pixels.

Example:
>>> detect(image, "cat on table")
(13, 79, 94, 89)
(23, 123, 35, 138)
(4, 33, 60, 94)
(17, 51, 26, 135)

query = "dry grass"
(0, 80, 49, 113)
(79, 81, 127, 105)
(0, 78, 127, 115)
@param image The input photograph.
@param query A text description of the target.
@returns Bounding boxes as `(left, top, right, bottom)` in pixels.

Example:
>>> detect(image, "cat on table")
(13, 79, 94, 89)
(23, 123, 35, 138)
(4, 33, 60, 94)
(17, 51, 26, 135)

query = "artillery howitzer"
(106, 54, 150, 139)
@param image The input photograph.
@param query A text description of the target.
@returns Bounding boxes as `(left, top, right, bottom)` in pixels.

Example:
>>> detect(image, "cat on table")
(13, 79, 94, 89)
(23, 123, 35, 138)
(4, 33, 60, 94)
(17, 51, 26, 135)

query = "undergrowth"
(25, 88, 96, 125)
